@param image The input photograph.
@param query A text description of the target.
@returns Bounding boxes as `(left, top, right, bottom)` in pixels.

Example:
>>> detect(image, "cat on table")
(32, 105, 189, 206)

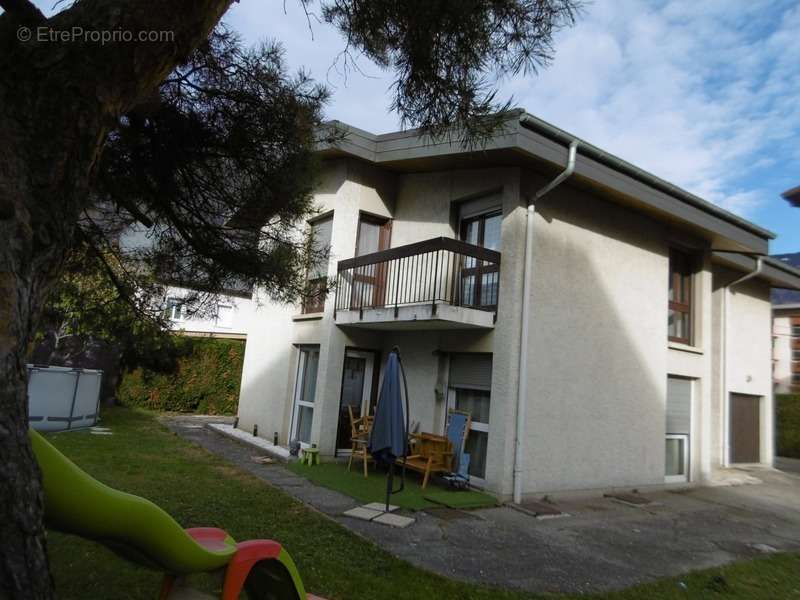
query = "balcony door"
(351, 214, 391, 309)
(459, 210, 501, 309)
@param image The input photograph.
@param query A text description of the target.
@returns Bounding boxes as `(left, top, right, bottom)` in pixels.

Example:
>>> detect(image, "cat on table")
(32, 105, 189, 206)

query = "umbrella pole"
(385, 463, 394, 512)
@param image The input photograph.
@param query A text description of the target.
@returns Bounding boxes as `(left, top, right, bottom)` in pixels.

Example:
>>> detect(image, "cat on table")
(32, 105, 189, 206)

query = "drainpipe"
(720, 256, 763, 467)
(513, 140, 578, 504)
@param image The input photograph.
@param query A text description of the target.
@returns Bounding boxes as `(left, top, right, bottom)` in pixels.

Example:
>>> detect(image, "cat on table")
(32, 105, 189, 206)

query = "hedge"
(118, 337, 244, 415)
(776, 394, 800, 459)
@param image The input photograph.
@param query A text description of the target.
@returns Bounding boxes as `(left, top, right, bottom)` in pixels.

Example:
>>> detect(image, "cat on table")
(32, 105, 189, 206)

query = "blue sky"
(24, 1, 800, 253)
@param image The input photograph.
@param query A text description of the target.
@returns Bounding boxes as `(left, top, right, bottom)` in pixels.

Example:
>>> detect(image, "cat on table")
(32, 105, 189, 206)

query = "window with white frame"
(666, 376, 692, 482)
(447, 353, 492, 480)
(290, 347, 320, 445)
(165, 297, 186, 321)
(216, 303, 233, 329)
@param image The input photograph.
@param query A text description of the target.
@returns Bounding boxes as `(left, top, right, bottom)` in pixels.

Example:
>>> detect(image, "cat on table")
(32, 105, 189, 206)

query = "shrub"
(776, 394, 800, 459)
(118, 337, 244, 414)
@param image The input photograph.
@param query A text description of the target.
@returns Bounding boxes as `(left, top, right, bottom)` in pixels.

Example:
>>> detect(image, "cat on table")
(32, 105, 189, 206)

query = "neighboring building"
(771, 252, 800, 393)
(163, 285, 254, 340)
(117, 223, 256, 340)
(781, 186, 800, 207)
(236, 111, 800, 499)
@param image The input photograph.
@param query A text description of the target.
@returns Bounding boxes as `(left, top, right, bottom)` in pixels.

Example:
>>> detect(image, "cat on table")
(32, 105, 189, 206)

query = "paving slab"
(373, 512, 415, 528)
(363, 502, 399, 512)
(166, 415, 800, 595)
(343, 507, 383, 521)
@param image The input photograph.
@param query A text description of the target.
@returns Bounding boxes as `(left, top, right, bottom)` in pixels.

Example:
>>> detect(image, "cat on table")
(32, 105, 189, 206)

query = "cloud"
(225, 0, 800, 221)
(506, 0, 800, 218)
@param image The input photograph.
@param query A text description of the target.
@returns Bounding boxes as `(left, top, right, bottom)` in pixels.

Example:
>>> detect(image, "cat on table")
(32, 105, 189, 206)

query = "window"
(793, 350, 800, 362)
(665, 434, 689, 481)
(459, 211, 501, 309)
(303, 215, 333, 314)
(165, 297, 186, 321)
(290, 347, 320, 445)
(216, 303, 233, 329)
(666, 376, 691, 482)
(447, 353, 493, 480)
(793, 325, 800, 337)
(668, 249, 694, 344)
(793, 373, 800, 384)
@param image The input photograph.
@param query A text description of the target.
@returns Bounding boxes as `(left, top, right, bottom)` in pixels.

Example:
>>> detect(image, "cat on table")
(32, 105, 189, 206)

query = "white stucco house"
(236, 111, 800, 500)
(163, 285, 254, 340)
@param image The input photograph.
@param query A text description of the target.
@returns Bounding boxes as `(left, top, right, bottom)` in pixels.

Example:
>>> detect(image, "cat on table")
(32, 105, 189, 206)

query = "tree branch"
(0, 0, 44, 24)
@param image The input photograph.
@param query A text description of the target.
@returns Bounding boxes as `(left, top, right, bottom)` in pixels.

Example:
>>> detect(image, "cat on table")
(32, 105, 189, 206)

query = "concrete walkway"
(165, 415, 800, 595)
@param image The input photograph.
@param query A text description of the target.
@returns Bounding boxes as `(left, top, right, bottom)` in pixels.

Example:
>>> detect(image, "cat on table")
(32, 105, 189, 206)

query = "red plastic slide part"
(186, 527, 235, 552)
(221, 540, 284, 600)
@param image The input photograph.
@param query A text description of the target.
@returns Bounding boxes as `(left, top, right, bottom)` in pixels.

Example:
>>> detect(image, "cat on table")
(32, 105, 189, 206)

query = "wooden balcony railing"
(334, 237, 501, 320)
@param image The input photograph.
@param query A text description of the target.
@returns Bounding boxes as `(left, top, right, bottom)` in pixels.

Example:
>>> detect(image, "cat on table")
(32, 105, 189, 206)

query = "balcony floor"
(334, 302, 495, 331)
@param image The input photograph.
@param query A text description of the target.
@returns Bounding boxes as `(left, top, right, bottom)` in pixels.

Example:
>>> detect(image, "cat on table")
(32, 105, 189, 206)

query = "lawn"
(45, 407, 800, 600)
(287, 461, 497, 510)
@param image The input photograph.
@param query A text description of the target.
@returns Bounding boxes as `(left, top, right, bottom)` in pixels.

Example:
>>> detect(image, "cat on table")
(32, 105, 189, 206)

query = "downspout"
(513, 140, 578, 504)
(720, 256, 763, 467)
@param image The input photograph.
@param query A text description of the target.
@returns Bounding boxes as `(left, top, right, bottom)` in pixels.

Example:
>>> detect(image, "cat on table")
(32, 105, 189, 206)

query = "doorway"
(289, 346, 319, 447)
(730, 393, 761, 464)
(336, 349, 377, 454)
(459, 210, 501, 309)
(351, 213, 391, 309)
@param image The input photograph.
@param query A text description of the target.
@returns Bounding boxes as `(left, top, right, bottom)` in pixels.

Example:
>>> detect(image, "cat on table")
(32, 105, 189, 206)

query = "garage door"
(730, 394, 760, 464)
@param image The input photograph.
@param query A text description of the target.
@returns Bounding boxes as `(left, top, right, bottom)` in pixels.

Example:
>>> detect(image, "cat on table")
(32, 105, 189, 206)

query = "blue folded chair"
(442, 410, 472, 489)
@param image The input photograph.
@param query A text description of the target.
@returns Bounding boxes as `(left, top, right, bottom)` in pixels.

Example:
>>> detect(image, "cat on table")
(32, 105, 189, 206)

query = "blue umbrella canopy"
(369, 350, 407, 465)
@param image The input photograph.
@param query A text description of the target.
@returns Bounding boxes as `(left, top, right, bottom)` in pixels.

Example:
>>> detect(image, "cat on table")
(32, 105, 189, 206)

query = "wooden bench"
(402, 432, 453, 489)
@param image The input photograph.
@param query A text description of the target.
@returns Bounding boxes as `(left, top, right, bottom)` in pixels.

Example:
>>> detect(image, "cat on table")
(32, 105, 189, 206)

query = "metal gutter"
(513, 141, 578, 504)
(518, 113, 775, 241)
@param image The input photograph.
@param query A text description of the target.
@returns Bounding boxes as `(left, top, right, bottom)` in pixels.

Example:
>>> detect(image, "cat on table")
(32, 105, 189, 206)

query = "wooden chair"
(402, 432, 452, 489)
(347, 406, 373, 477)
(401, 410, 472, 489)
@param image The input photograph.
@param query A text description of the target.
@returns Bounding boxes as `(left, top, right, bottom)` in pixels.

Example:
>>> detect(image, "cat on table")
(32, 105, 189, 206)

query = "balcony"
(334, 237, 501, 330)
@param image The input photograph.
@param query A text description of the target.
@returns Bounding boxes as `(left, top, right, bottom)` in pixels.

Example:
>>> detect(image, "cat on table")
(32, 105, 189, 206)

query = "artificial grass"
(287, 460, 498, 511)
(44, 407, 800, 600)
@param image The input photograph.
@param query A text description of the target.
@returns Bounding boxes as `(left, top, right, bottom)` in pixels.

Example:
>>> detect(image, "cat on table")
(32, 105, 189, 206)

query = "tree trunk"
(0, 1, 233, 595)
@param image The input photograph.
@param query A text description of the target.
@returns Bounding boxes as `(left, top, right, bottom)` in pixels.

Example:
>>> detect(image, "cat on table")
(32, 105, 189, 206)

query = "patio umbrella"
(368, 346, 410, 511)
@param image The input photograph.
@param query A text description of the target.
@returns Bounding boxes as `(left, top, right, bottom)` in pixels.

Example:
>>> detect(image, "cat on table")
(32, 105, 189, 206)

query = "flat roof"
(712, 252, 800, 291)
(318, 111, 775, 254)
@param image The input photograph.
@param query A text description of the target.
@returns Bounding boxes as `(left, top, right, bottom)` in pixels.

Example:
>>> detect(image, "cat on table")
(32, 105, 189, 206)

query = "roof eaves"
(518, 113, 775, 241)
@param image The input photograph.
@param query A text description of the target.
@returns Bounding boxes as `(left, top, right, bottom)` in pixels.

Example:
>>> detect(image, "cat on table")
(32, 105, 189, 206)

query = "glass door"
(459, 211, 501, 309)
(289, 347, 319, 446)
(446, 353, 493, 481)
(336, 350, 375, 454)
(351, 214, 391, 309)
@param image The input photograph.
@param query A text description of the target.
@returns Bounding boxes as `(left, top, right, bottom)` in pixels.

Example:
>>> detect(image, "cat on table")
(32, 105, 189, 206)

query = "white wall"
(522, 179, 670, 493)
(724, 276, 774, 465)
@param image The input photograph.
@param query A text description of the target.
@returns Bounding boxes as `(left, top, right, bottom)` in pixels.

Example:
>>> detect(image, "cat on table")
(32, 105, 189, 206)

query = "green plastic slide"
(30, 429, 237, 574)
(30, 429, 317, 599)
